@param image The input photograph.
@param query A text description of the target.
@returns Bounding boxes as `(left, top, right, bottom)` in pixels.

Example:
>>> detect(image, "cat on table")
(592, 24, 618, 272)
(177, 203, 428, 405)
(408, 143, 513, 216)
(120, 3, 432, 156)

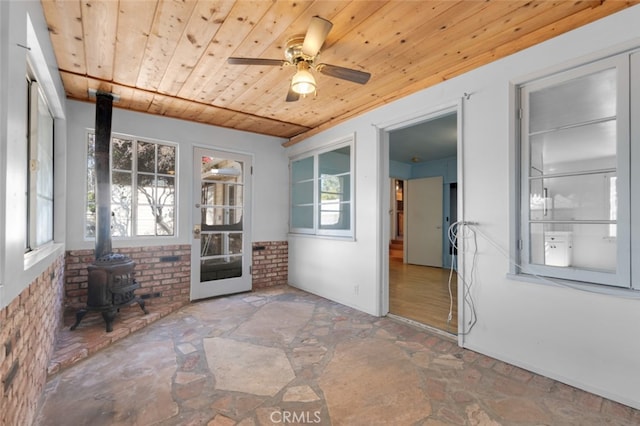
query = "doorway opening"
(386, 109, 459, 334)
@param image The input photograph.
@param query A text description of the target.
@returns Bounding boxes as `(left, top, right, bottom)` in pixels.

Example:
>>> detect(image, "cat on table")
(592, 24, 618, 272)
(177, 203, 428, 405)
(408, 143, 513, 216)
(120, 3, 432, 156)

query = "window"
(86, 133, 176, 238)
(26, 78, 54, 251)
(290, 139, 353, 237)
(517, 51, 638, 289)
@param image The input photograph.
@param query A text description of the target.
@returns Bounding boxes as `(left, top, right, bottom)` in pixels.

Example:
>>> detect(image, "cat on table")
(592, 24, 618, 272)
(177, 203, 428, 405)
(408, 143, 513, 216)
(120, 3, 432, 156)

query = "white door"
(406, 176, 443, 267)
(191, 147, 252, 300)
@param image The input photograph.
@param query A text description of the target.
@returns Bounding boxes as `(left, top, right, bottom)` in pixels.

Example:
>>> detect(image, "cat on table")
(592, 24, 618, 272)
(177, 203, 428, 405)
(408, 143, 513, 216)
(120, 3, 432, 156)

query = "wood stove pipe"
(92, 90, 115, 259)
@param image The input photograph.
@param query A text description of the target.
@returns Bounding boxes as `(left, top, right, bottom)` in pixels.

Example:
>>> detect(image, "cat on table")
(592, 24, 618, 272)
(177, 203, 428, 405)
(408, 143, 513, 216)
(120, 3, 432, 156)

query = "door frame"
(190, 145, 254, 301)
(377, 100, 465, 342)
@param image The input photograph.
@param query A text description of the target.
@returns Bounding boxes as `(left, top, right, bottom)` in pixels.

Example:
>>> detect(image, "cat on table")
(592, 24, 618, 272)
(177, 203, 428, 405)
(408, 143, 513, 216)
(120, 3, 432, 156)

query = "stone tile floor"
(47, 298, 187, 376)
(37, 286, 639, 425)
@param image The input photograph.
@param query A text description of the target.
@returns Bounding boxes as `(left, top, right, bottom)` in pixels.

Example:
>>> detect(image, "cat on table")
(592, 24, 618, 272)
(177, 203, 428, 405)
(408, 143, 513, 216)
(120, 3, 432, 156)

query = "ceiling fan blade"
(302, 16, 333, 57)
(286, 85, 300, 102)
(227, 57, 286, 66)
(316, 63, 371, 85)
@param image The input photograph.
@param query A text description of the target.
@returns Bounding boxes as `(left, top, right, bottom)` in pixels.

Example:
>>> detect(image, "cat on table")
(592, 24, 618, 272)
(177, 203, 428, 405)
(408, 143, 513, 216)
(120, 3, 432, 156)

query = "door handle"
(193, 224, 201, 239)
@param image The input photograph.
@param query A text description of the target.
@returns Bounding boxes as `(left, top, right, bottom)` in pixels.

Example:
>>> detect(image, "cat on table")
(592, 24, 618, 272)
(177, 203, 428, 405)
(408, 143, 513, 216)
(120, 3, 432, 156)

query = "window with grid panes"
(516, 51, 640, 289)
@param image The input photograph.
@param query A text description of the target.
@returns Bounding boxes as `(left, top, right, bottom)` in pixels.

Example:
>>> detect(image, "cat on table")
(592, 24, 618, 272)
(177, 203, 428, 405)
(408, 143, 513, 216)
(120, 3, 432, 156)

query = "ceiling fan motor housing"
(285, 36, 315, 65)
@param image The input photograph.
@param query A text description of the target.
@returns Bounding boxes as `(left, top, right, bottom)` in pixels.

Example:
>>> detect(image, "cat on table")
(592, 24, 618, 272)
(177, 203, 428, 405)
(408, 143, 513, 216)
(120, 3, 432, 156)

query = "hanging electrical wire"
(447, 221, 478, 335)
(447, 221, 640, 337)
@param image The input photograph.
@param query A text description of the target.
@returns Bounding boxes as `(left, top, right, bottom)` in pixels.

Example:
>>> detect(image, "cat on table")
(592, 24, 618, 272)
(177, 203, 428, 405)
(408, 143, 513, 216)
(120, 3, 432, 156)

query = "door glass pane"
(200, 155, 244, 282)
(229, 232, 243, 254)
(529, 68, 616, 133)
(201, 233, 223, 257)
(530, 223, 616, 272)
(201, 232, 243, 256)
(201, 157, 243, 183)
(201, 207, 243, 230)
(201, 183, 243, 208)
(201, 257, 242, 281)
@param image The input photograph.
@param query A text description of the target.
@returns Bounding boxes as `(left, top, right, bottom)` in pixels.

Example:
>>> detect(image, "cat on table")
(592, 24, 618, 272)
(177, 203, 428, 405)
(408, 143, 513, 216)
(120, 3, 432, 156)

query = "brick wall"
(0, 255, 65, 426)
(65, 241, 288, 305)
(64, 245, 192, 308)
(252, 241, 288, 289)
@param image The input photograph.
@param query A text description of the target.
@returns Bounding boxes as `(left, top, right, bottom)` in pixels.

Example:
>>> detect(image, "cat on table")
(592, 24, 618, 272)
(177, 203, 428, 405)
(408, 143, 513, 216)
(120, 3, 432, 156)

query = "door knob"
(193, 224, 201, 239)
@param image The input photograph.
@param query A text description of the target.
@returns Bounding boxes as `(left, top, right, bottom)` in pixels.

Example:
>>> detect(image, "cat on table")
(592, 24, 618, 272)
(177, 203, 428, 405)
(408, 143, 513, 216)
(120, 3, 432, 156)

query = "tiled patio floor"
(39, 286, 639, 425)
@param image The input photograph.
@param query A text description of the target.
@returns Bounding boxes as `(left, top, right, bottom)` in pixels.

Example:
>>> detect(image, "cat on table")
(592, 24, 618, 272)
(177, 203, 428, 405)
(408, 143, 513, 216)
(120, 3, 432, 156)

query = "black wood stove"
(71, 253, 147, 332)
(71, 91, 147, 333)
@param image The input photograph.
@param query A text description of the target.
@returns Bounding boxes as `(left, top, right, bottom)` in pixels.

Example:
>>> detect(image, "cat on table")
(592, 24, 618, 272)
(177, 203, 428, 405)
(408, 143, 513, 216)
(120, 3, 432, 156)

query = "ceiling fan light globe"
(291, 69, 316, 95)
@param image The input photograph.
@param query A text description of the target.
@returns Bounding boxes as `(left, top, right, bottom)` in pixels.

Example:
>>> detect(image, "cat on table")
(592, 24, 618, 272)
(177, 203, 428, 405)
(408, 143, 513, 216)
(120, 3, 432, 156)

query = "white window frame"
(515, 51, 638, 290)
(289, 136, 355, 238)
(85, 132, 178, 240)
(26, 77, 54, 252)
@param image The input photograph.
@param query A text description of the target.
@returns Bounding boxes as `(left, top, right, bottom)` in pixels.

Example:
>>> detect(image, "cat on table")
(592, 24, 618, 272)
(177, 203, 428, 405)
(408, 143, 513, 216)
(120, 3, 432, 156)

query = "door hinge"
(249, 266, 253, 275)
(250, 166, 253, 175)
(518, 108, 523, 120)
(517, 239, 523, 250)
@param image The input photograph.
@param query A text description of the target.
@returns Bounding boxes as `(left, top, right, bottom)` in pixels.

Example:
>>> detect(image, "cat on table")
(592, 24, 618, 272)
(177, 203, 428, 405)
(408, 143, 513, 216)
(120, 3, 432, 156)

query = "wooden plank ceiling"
(41, 0, 636, 145)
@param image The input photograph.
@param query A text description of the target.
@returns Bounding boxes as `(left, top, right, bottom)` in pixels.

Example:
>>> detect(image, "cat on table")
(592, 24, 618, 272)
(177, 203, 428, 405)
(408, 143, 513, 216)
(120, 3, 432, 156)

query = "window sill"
(24, 242, 64, 271)
(507, 272, 640, 299)
(288, 232, 355, 242)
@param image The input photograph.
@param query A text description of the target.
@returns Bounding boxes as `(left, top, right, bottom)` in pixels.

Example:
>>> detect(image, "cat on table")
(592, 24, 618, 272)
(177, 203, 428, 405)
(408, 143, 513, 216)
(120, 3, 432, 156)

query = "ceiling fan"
(227, 16, 371, 102)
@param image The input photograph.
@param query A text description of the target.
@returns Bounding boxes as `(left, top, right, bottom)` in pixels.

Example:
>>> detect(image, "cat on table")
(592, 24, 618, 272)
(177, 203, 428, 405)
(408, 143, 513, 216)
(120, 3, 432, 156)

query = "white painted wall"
(0, 0, 67, 308)
(287, 130, 382, 315)
(65, 101, 289, 251)
(286, 5, 640, 410)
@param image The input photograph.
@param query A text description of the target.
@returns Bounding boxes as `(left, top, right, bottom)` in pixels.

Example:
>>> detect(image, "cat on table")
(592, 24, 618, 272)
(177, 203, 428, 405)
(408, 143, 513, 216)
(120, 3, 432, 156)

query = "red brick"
(1, 254, 64, 426)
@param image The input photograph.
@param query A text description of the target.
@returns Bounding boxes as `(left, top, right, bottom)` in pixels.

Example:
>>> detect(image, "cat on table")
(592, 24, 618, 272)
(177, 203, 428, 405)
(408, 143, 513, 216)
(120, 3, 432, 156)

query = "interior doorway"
(386, 109, 459, 334)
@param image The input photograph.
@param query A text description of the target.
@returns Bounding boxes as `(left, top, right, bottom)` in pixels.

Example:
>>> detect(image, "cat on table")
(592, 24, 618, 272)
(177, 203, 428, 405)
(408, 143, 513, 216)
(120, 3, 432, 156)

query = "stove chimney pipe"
(93, 91, 114, 259)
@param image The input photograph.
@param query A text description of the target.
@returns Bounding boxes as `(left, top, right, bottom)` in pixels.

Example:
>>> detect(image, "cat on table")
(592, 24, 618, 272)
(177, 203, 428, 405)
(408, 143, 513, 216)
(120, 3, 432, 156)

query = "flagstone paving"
(36, 286, 640, 425)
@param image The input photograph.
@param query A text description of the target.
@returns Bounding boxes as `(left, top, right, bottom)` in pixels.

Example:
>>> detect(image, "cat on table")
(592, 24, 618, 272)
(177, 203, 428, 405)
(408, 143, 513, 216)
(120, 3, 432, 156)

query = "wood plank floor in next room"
(36, 286, 639, 425)
(389, 258, 458, 334)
